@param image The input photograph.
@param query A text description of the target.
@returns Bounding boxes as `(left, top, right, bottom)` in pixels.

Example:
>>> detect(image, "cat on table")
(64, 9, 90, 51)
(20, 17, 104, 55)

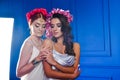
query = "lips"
(38, 31, 43, 33)
(53, 32, 58, 35)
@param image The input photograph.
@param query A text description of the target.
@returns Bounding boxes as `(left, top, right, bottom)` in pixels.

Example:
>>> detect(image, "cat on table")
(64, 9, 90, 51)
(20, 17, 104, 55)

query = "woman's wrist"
(31, 59, 40, 66)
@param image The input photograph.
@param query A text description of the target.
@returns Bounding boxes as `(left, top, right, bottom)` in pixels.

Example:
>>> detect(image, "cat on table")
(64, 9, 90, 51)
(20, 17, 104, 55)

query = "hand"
(35, 53, 44, 62)
(42, 50, 57, 66)
(40, 45, 56, 65)
(71, 68, 80, 79)
(34, 47, 48, 62)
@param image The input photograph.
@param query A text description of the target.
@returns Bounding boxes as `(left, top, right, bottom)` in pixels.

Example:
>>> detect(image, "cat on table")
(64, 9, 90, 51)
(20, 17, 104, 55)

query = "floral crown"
(26, 8, 48, 21)
(49, 8, 73, 23)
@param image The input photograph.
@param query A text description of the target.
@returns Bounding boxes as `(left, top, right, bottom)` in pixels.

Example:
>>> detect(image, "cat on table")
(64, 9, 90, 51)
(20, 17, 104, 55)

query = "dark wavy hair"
(51, 13, 75, 56)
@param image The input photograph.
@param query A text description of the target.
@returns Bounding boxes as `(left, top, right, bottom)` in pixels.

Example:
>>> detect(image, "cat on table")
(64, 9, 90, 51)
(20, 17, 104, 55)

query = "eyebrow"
(56, 22, 60, 24)
(35, 23, 40, 25)
(36, 23, 46, 26)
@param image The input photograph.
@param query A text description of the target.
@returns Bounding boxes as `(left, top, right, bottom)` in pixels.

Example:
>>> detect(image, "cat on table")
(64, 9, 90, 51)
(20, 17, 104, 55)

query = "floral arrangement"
(26, 8, 48, 21)
(50, 8, 73, 23)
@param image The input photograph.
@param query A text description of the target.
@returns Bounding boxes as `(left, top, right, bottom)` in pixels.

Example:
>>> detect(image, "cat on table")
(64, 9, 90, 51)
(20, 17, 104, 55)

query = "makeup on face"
(30, 18, 46, 37)
(51, 23, 62, 28)
(50, 18, 63, 38)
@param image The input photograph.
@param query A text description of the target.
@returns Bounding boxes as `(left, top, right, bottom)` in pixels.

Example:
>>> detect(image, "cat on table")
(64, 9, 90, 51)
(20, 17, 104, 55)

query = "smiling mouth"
(38, 31, 42, 33)
(54, 32, 58, 35)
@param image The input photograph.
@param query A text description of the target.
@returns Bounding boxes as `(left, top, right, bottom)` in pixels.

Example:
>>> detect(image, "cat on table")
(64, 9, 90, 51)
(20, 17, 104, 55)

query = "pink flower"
(50, 8, 73, 23)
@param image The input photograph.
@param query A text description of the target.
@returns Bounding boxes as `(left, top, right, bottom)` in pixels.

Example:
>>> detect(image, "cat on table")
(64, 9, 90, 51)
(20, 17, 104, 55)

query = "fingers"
(41, 46, 52, 51)
(35, 56, 42, 62)
(74, 66, 81, 76)
(36, 52, 48, 61)
(41, 54, 47, 59)
(40, 49, 52, 55)
(40, 52, 50, 60)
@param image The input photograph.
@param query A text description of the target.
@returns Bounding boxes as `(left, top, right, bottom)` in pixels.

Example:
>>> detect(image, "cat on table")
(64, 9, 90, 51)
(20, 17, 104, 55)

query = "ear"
(28, 19, 32, 28)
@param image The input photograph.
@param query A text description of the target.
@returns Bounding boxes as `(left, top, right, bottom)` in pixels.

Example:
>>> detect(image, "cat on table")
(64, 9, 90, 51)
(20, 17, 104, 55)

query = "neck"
(56, 36, 64, 44)
(31, 35, 41, 41)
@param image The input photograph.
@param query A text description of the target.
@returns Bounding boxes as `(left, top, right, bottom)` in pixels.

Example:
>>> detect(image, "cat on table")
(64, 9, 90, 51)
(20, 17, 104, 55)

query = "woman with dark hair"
(42, 8, 80, 80)
(16, 8, 48, 80)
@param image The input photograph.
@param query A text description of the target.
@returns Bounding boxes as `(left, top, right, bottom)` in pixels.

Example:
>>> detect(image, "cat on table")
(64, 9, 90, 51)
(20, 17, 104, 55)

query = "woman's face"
(30, 18, 46, 37)
(51, 18, 63, 38)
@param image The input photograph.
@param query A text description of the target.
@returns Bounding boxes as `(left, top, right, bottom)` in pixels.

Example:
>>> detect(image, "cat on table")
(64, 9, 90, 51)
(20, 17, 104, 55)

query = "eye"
(51, 24, 54, 28)
(57, 23, 62, 27)
(35, 24, 40, 28)
(42, 24, 46, 28)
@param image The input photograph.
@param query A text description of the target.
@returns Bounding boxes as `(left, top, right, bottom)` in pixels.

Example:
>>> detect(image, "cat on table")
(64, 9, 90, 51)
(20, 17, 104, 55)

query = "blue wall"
(0, 0, 120, 80)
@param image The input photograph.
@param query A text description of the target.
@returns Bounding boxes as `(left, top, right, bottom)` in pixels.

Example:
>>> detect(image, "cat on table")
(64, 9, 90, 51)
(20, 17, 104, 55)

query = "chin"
(54, 36, 61, 39)
(54, 34, 62, 38)
(54, 35, 59, 38)
(37, 35, 43, 37)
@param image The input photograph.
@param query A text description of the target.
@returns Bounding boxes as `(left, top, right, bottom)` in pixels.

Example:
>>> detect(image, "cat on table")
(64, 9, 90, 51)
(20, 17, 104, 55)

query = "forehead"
(51, 18, 61, 24)
(33, 18, 46, 24)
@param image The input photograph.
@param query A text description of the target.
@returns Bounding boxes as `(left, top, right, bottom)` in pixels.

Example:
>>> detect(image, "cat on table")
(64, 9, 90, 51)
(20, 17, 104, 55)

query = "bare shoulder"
(43, 38, 53, 44)
(73, 42, 80, 49)
(73, 42, 80, 56)
(23, 37, 33, 46)
(43, 38, 53, 49)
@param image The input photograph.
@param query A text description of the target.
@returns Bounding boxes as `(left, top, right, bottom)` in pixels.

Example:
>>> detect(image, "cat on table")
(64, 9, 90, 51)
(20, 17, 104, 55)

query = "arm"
(43, 61, 79, 79)
(16, 39, 42, 77)
(71, 43, 80, 71)
(16, 40, 34, 77)
(45, 42, 80, 73)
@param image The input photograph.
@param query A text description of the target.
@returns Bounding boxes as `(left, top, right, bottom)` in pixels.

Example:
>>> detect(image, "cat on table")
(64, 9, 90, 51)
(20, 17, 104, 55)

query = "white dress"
(21, 39, 48, 80)
(48, 49, 75, 80)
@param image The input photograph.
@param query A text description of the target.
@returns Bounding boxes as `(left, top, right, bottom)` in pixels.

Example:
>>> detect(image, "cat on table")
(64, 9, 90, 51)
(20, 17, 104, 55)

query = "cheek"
(59, 31, 63, 35)
(30, 27, 35, 33)
(59, 28, 63, 35)
(58, 27, 61, 31)
(34, 28, 38, 32)
(58, 28, 62, 33)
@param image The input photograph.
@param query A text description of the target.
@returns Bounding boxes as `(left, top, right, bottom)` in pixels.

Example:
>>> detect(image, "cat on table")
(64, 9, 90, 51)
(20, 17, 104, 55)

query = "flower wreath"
(49, 8, 73, 23)
(26, 8, 48, 21)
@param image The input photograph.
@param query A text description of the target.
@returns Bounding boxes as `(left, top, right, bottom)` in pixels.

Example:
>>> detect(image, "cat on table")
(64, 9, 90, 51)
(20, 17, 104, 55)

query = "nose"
(39, 26, 44, 31)
(53, 25, 57, 31)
